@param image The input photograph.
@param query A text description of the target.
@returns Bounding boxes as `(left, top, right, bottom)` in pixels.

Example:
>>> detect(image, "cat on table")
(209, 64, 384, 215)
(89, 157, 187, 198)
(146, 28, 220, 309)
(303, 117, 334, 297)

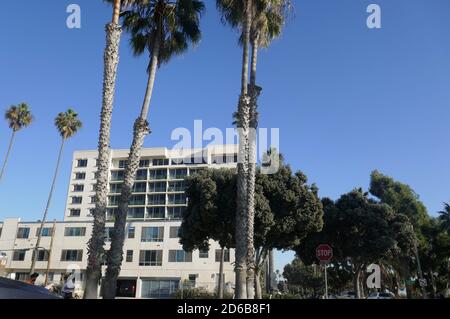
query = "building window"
(152, 158, 169, 166)
(36, 227, 53, 237)
(128, 227, 135, 239)
(105, 227, 114, 242)
(13, 250, 26, 261)
(71, 197, 83, 204)
(169, 250, 192, 263)
(167, 181, 186, 192)
(16, 227, 30, 239)
(136, 169, 148, 181)
(215, 249, 230, 263)
(73, 184, 84, 192)
(127, 207, 145, 219)
(167, 207, 185, 219)
(90, 196, 96, 204)
(132, 182, 147, 193)
(139, 250, 163, 266)
(141, 280, 178, 298)
(147, 207, 165, 219)
(64, 227, 86, 237)
(148, 182, 166, 193)
(61, 250, 83, 262)
(169, 226, 180, 239)
(139, 159, 151, 167)
(141, 227, 164, 242)
(75, 172, 86, 180)
(168, 194, 186, 205)
(149, 169, 167, 180)
(169, 169, 188, 180)
(199, 249, 209, 259)
(126, 250, 133, 263)
(118, 160, 128, 169)
(34, 250, 49, 262)
(69, 209, 81, 217)
(188, 274, 197, 287)
(106, 208, 116, 221)
(129, 195, 145, 206)
(148, 194, 165, 205)
(108, 195, 119, 206)
(77, 159, 88, 168)
(109, 183, 121, 194)
(111, 171, 124, 181)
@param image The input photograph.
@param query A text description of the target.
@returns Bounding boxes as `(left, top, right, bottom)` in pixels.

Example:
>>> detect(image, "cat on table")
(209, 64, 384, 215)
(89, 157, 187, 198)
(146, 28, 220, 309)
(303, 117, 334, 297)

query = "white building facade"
(0, 145, 238, 298)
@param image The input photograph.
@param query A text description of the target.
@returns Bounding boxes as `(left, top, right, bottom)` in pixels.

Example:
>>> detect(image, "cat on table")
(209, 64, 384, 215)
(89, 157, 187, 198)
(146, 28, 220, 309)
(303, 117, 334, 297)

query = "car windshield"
(369, 292, 378, 297)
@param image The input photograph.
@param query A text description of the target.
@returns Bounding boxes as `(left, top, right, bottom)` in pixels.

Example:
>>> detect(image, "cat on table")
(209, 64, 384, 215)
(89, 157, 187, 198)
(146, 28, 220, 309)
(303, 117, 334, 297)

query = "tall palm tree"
(30, 109, 82, 275)
(438, 202, 450, 233)
(102, 0, 205, 299)
(217, 0, 253, 299)
(84, 0, 136, 299)
(0, 103, 33, 182)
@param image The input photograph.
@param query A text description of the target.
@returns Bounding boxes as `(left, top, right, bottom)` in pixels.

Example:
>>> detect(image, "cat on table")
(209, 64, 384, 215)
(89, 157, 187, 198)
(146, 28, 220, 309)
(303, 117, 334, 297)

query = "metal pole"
(324, 263, 328, 299)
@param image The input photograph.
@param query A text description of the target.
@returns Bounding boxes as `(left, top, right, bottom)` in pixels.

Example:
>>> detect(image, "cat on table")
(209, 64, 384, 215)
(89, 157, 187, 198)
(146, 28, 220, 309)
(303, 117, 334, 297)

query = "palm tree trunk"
(30, 139, 65, 274)
(246, 37, 260, 301)
(102, 37, 160, 300)
(235, 0, 253, 300)
(0, 130, 16, 182)
(85, 16, 123, 299)
(268, 249, 274, 293)
(218, 247, 225, 299)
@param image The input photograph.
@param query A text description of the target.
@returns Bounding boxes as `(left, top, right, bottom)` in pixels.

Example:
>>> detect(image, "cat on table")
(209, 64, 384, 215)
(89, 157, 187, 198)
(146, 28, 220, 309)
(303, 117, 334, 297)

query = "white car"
(338, 291, 356, 299)
(367, 292, 395, 299)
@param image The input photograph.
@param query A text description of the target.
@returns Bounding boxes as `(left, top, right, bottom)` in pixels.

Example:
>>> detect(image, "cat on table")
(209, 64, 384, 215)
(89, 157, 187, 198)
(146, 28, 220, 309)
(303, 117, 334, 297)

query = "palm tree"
(30, 109, 82, 275)
(217, 0, 253, 299)
(0, 103, 33, 182)
(438, 202, 450, 233)
(84, 0, 136, 299)
(102, 0, 205, 299)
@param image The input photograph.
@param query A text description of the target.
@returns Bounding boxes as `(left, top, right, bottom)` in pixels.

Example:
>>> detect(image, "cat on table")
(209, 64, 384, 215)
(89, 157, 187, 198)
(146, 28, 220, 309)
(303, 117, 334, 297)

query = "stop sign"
(316, 244, 333, 263)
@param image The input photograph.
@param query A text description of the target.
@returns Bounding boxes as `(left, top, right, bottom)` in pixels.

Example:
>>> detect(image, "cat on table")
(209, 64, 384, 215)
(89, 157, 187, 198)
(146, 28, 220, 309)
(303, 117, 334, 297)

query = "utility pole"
(44, 220, 57, 285)
(324, 263, 329, 299)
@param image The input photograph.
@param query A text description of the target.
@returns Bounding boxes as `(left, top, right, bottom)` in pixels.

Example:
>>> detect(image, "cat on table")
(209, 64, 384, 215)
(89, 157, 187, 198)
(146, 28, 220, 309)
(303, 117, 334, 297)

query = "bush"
(172, 287, 233, 299)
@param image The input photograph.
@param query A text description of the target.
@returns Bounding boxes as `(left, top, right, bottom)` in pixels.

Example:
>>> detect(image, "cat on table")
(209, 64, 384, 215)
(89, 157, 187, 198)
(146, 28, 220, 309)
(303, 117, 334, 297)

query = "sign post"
(316, 244, 333, 299)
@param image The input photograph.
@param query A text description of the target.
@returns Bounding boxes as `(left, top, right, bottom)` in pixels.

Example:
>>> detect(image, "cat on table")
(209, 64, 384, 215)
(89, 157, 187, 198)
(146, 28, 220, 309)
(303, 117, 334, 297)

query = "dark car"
(0, 277, 61, 299)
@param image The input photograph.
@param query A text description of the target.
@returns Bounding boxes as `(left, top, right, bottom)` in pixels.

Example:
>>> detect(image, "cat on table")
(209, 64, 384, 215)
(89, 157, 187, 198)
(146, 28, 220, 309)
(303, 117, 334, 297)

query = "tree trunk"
(218, 247, 225, 299)
(102, 37, 159, 300)
(268, 249, 275, 293)
(255, 268, 262, 299)
(30, 139, 65, 274)
(234, 0, 253, 300)
(0, 130, 16, 182)
(429, 268, 436, 299)
(85, 20, 123, 299)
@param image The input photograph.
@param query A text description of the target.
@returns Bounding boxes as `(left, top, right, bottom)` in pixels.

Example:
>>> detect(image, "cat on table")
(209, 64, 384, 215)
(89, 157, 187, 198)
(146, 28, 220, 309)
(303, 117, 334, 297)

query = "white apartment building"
(0, 145, 238, 298)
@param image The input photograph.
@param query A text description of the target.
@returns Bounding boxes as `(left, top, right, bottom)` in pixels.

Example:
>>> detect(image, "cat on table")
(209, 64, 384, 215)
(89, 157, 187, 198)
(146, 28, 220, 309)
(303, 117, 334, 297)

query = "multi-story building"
(0, 145, 238, 298)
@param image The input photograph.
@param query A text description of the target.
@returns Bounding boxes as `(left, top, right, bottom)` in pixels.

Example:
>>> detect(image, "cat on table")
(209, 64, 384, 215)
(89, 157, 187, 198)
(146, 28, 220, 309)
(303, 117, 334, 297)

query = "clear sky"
(1, 0, 450, 272)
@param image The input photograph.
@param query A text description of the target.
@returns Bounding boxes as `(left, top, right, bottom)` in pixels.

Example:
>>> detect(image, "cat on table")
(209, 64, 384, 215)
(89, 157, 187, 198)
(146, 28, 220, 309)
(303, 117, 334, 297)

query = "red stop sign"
(316, 244, 333, 263)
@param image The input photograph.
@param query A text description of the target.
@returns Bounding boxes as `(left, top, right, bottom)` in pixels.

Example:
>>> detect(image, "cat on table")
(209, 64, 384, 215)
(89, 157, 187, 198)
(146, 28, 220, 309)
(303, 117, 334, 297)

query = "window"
(127, 207, 145, 219)
(167, 207, 185, 219)
(168, 194, 186, 205)
(105, 227, 114, 242)
(148, 182, 166, 193)
(139, 250, 163, 266)
(64, 227, 86, 237)
(136, 169, 147, 181)
(36, 227, 53, 237)
(128, 227, 135, 239)
(75, 172, 86, 180)
(108, 196, 119, 206)
(169, 250, 192, 263)
(129, 195, 145, 206)
(152, 158, 169, 166)
(109, 183, 121, 194)
(141, 280, 178, 298)
(73, 184, 84, 192)
(71, 197, 83, 204)
(171, 158, 184, 166)
(168, 181, 185, 192)
(69, 209, 81, 217)
(188, 274, 197, 287)
(149, 169, 167, 180)
(111, 171, 124, 181)
(169, 226, 180, 239)
(126, 250, 133, 263)
(139, 159, 151, 167)
(169, 169, 188, 180)
(77, 159, 88, 167)
(90, 196, 96, 204)
(0, 227, 2, 238)
(118, 160, 128, 169)
(148, 207, 165, 219)
(13, 250, 26, 261)
(148, 194, 165, 205)
(34, 250, 49, 262)
(16, 227, 30, 239)
(141, 227, 164, 242)
(199, 249, 209, 259)
(132, 182, 147, 193)
(61, 250, 83, 262)
(106, 208, 117, 221)
(215, 249, 230, 262)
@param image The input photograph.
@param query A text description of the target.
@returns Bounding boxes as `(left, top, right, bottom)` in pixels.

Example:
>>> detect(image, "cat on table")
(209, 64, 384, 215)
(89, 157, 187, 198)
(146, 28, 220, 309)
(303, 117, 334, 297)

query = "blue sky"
(1, 0, 450, 271)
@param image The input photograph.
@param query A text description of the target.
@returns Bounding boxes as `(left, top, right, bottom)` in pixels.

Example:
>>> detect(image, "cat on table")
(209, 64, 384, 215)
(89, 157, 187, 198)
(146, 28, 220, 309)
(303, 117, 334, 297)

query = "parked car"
(366, 291, 395, 299)
(0, 277, 61, 299)
(338, 291, 356, 299)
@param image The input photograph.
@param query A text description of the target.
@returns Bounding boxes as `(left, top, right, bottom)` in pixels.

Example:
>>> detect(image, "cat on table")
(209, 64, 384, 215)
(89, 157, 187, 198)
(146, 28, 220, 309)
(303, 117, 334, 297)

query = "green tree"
(283, 258, 323, 298)
(103, 0, 205, 299)
(1, 103, 33, 182)
(30, 109, 82, 275)
(438, 203, 450, 233)
(85, 0, 136, 299)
